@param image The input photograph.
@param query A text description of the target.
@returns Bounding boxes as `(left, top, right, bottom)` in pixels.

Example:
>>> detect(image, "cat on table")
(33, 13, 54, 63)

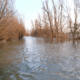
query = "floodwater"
(0, 37, 80, 80)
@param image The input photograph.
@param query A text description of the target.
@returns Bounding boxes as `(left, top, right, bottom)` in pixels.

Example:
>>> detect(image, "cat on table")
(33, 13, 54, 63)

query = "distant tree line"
(30, 0, 80, 41)
(24, 29, 30, 36)
(0, 0, 25, 41)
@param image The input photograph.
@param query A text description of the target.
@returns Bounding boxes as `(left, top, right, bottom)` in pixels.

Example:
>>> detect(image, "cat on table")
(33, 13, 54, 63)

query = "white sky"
(15, 0, 76, 31)
(15, 0, 42, 31)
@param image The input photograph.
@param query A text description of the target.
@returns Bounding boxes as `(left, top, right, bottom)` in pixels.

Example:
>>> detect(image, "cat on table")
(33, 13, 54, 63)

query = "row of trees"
(30, 0, 80, 40)
(0, 0, 25, 41)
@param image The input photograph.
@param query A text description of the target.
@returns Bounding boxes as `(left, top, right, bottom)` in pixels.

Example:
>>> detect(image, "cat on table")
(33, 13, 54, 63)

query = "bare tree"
(73, 0, 78, 40)
(42, 0, 53, 39)
(42, 12, 50, 37)
(59, 0, 64, 34)
(52, 0, 58, 35)
(38, 14, 42, 36)
(30, 0, 67, 39)
(0, 0, 26, 41)
(67, 0, 80, 40)
(0, 0, 14, 20)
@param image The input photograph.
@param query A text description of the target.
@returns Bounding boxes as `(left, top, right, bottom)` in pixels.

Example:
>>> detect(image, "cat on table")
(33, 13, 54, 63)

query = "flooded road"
(0, 36, 80, 80)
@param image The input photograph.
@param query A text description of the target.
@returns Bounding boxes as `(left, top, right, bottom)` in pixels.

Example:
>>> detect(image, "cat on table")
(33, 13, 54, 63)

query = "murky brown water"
(0, 37, 80, 80)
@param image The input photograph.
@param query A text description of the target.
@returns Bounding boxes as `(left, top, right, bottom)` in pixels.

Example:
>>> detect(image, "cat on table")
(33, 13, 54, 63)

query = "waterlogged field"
(0, 37, 80, 80)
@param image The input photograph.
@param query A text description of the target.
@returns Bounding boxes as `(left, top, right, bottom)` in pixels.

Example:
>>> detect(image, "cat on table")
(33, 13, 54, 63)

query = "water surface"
(0, 37, 80, 80)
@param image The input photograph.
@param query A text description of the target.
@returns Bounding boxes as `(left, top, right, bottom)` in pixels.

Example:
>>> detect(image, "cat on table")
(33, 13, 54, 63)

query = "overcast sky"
(15, 0, 43, 30)
(15, 0, 74, 31)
